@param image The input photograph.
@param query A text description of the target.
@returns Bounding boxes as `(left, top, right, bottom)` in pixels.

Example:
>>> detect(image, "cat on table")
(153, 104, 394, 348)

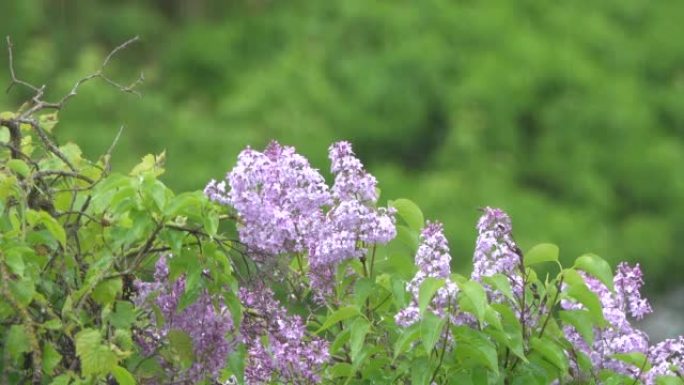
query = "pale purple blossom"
(205, 141, 331, 257)
(395, 222, 459, 327)
(134, 256, 234, 384)
(561, 264, 653, 378)
(239, 285, 329, 384)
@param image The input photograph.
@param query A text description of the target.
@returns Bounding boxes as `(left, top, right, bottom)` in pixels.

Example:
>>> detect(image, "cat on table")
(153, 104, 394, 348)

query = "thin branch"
(5, 36, 41, 94)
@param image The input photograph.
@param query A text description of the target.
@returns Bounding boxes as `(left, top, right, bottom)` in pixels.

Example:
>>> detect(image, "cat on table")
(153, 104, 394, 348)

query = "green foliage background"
(1, 0, 683, 292)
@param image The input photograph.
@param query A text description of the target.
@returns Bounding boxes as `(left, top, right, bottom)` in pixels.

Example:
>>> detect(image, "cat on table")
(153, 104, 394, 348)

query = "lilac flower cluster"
(239, 284, 329, 384)
(307, 142, 396, 297)
(472, 207, 522, 293)
(561, 263, 652, 377)
(134, 256, 234, 384)
(645, 336, 684, 383)
(207, 141, 396, 299)
(395, 222, 459, 327)
(204, 141, 331, 257)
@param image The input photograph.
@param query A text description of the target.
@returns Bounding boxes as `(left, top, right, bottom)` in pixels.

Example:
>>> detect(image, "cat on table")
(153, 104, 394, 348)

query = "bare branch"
(5, 35, 143, 118)
(5, 36, 41, 94)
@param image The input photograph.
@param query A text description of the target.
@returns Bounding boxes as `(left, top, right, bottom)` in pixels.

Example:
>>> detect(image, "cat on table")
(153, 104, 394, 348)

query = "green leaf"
(42, 343, 62, 375)
(41, 319, 63, 330)
(31, 211, 67, 249)
(525, 243, 560, 266)
(109, 301, 137, 329)
(418, 277, 445, 315)
(353, 278, 375, 308)
(111, 365, 136, 385)
(657, 376, 684, 385)
(48, 374, 72, 385)
(316, 306, 361, 333)
(349, 317, 371, 362)
(559, 310, 594, 345)
(6, 324, 31, 361)
(393, 324, 420, 360)
(563, 269, 607, 326)
(420, 312, 446, 352)
(390, 199, 424, 232)
(574, 254, 614, 291)
(130, 151, 165, 177)
(91, 277, 123, 305)
(75, 328, 117, 376)
(7, 159, 30, 177)
(329, 363, 352, 378)
(168, 329, 195, 369)
(458, 280, 488, 322)
(483, 274, 515, 303)
(453, 326, 499, 375)
(410, 357, 431, 385)
(610, 352, 651, 372)
(4, 251, 25, 277)
(530, 337, 568, 374)
(9, 276, 35, 306)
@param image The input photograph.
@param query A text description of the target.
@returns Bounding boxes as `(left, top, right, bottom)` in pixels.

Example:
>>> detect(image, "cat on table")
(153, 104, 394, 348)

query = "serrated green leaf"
(316, 306, 361, 333)
(525, 243, 560, 266)
(75, 328, 117, 376)
(109, 301, 137, 329)
(92, 277, 123, 305)
(168, 329, 195, 369)
(111, 365, 136, 385)
(574, 254, 614, 291)
(6, 324, 31, 361)
(390, 199, 424, 232)
(418, 277, 445, 315)
(420, 312, 446, 352)
(42, 343, 62, 375)
(130, 151, 165, 177)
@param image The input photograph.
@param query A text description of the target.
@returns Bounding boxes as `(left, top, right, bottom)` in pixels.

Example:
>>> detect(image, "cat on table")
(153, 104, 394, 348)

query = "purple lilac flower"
(134, 256, 234, 384)
(472, 207, 522, 292)
(561, 263, 652, 377)
(239, 285, 329, 385)
(643, 336, 684, 384)
(395, 222, 459, 327)
(206, 141, 396, 300)
(307, 142, 396, 298)
(205, 141, 331, 257)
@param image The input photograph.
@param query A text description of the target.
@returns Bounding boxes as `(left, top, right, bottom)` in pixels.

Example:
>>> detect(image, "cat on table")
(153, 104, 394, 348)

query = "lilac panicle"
(134, 256, 234, 384)
(561, 263, 652, 377)
(239, 285, 329, 385)
(472, 207, 521, 287)
(206, 141, 396, 300)
(644, 336, 684, 384)
(395, 221, 458, 327)
(205, 141, 331, 257)
(307, 141, 396, 298)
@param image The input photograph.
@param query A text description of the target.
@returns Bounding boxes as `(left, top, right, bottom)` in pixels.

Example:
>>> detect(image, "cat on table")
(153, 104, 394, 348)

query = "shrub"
(1, 39, 682, 385)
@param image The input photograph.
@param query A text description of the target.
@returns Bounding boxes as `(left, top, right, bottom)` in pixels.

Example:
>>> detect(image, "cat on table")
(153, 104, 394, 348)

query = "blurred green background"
(2, 1, 684, 300)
